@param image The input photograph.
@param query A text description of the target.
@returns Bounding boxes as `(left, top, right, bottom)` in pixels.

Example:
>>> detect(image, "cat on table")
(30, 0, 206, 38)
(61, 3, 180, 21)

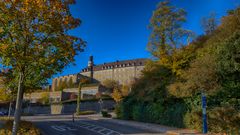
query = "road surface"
(23, 115, 164, 135)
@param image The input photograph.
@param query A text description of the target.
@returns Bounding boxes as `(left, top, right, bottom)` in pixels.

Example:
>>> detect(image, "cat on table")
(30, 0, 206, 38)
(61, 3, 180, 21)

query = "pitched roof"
(81, 58, 147, 72)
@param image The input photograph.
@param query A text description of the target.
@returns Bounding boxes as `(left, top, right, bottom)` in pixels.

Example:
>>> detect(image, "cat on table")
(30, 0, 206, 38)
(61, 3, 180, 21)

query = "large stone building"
(51, 56, 147, 91)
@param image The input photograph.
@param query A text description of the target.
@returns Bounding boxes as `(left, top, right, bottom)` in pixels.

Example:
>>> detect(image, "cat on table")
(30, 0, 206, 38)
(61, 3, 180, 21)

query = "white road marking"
(51, 126, 66, 131)
(51, 125, 76, 135)
(63, 121, 121, 135)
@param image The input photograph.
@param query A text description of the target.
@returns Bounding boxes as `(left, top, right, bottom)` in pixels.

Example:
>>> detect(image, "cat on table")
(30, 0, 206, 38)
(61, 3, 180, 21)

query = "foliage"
(102, 79, 120, 93)
(217, 31, 240, 88)
(121, 85, 130, 97)
(112, 88, 123, 103)
(101, 109, 112, 118)
(148, 0, 193, 64)
(117, 1, 240, 133)
(183, 109, 202, 130)
(0, 88, 10, 102)
(39, 92, 49, 105)
(102, 79, 130, 102)
(201, 12, 218, 35)
(0, 120, 40, 135)
(208, 107, 240, 134)
(75, 110, 96, 116)
(0, 0, 85, 133)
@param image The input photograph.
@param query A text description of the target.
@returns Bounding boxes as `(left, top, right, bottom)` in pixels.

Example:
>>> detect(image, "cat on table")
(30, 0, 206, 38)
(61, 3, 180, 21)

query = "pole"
(201, 92, 208, 134)
(72, 113, 75, 123)
(12, 72, 24, 135)
(8, 101, 12, 118)
(76, 83, 81, 115)
(99, 98, 103, 113)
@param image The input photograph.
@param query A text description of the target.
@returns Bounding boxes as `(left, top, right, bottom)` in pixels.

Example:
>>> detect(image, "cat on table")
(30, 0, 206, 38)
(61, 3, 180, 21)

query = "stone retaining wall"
(22, 100, 115, 115)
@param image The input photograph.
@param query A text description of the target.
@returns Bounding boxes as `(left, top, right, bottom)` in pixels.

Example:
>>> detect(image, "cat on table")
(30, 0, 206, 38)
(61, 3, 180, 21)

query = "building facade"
(51, 56, 147, 91)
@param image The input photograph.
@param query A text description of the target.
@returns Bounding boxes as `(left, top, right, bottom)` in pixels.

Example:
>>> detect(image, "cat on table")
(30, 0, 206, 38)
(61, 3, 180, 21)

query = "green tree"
(0, 1, 85, 134)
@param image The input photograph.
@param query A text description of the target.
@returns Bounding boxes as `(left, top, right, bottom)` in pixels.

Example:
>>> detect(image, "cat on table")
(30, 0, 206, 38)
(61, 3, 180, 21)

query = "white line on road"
(50, 125, 75, 135)
(63, 121, 121, 135)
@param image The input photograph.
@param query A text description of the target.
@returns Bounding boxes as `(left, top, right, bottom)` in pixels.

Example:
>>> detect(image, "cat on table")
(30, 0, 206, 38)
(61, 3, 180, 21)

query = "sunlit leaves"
(0, 0, 85, 90)
(148, 0, 193, 64)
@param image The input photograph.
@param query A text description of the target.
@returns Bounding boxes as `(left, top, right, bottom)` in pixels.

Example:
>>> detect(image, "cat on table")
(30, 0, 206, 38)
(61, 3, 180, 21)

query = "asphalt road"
(23, 115, 164, 135)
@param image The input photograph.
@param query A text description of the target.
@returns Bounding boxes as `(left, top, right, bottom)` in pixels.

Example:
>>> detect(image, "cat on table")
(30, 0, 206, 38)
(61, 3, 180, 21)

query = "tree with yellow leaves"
(0, 88, 10, 102)
(0, 0, 85, 134)
(112, 88, 123, 104)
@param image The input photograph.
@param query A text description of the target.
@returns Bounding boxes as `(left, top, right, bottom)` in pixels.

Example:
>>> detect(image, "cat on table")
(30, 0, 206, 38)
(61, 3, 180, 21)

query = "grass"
(75, 110, 96, 115)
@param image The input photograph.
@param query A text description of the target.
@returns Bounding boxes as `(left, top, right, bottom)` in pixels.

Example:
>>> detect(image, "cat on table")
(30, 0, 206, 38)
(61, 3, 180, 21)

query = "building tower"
(88, 55, 94, 82)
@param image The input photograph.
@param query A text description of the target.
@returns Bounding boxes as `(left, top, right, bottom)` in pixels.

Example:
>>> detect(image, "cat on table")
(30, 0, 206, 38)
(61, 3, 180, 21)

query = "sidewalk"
(85, 114, 201, 135)
(0, 121, 5, 129)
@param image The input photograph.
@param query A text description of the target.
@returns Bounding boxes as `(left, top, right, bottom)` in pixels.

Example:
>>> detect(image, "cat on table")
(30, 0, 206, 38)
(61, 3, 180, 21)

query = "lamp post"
(98, 98, 103, 113)
(76, 82, 82, 115)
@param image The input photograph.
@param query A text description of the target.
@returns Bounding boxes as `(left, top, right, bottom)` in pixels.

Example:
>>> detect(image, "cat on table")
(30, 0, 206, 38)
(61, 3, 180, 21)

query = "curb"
(86, 116, 200, 135)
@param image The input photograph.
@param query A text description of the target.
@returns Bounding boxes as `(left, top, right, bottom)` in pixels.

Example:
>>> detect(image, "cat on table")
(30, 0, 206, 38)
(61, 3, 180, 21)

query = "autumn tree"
(112, 87, 123, 103)
(0, 88, 10, 102)
(102, 79, 120, 93)
(0, 1, 85, 134)
(148, 0, 192, 65)
(39, 92, 49, 105)
(121, 85, 130, 97)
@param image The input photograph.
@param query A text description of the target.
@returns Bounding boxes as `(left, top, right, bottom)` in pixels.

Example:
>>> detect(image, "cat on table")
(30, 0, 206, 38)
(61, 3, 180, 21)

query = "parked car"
(0, 111, 7, 116)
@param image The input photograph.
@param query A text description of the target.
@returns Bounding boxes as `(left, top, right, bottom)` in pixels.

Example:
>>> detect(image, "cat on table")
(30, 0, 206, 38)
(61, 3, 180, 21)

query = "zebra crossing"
(63, 121, 121, 135)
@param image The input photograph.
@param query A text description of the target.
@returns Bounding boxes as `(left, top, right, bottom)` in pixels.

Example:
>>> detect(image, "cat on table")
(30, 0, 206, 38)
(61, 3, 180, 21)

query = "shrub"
(114, 104, 122, 119)
(208, 107, 240, 134)
(0, 120, 40, 135)
(101, 110, 112, 118)
(132, 104, 144, 121)
(145, 103, 164, 123)
(184, 110, 202, 131)
(161, 102, 187, 127)
(75, 110, 96, 115)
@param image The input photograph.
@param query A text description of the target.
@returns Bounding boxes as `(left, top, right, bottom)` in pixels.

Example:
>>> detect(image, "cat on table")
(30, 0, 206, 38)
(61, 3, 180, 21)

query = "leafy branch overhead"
(0, 0, 86, 78)
(0, 0, 85, 134)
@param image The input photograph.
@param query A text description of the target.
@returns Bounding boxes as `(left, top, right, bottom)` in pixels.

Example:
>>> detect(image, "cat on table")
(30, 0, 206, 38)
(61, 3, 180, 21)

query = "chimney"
(88, 55, 94, 82)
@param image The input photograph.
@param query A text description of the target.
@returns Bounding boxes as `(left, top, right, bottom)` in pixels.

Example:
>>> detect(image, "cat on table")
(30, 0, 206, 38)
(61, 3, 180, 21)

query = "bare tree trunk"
(12, 72, 24, 135)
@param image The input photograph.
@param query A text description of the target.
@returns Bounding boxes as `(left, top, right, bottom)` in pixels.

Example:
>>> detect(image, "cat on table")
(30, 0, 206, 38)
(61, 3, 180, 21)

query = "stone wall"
(92, 65, 144, 84)
(23, 105, 51, 115)
(22, 100, 115, 115)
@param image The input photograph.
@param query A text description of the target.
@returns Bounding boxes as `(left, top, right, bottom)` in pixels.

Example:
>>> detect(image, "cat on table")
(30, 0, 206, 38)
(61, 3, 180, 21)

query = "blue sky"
(51, 0, 240, 82)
